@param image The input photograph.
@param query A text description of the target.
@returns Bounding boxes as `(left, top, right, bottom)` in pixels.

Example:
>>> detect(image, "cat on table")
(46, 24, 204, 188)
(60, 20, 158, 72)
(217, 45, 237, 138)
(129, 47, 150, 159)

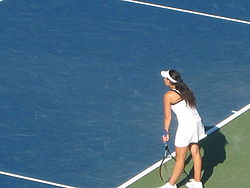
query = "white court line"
(121, 0, 250, 25)
(117, 103, 250, 188)
(0, 171, 77, 188)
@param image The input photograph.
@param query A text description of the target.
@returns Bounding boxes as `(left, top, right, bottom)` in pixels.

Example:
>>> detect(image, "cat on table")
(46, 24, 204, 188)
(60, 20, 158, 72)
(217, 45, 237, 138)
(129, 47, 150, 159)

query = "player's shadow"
(200, 128, 228, 187)
(177, 127, 228, 188)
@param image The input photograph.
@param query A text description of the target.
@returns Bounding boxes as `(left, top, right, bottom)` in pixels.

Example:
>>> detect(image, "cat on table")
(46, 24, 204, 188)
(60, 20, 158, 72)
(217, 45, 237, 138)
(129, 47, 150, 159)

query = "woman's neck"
(169, 85, 175, 90)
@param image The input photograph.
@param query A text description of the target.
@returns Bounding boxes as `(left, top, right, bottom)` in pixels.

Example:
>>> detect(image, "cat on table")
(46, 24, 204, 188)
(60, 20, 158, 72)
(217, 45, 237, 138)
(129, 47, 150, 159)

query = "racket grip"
(163, 142, 168, 147)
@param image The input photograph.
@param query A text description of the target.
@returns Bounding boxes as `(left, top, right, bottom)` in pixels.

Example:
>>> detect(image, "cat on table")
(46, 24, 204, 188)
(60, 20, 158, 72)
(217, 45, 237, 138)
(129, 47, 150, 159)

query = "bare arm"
(163, 92, 172, 132)
(162, 90, 181, 142)
(162, 92, 172, 142)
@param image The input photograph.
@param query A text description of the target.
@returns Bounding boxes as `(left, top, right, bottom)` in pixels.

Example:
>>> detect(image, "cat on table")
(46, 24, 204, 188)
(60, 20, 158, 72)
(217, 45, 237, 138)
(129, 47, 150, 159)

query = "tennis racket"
(159, 143, 189, 183)
(159, 143, 172, 182)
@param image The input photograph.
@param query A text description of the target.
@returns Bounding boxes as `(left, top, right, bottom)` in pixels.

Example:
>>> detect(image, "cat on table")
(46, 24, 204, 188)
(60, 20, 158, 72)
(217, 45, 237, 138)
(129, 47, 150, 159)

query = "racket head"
(159, 156, 175, 182)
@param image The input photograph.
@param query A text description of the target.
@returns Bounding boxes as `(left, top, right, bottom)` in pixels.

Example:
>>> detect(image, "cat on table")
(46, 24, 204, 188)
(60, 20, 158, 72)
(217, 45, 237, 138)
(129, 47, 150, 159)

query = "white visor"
(161, 70, 178, 83)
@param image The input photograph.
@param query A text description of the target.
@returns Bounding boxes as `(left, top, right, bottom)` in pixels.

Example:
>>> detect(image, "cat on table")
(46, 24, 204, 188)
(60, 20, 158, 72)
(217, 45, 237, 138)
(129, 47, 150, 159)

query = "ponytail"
(169, 70, 196, 108)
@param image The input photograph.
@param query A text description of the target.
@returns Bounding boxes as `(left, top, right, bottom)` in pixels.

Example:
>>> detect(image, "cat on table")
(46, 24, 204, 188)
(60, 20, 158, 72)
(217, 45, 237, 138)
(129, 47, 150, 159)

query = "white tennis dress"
(171, 89, 206, 147)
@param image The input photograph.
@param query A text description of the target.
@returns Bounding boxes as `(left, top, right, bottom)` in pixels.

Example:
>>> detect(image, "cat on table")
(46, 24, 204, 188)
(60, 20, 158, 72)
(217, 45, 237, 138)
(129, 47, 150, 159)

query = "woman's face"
(163, 78, 171, 86)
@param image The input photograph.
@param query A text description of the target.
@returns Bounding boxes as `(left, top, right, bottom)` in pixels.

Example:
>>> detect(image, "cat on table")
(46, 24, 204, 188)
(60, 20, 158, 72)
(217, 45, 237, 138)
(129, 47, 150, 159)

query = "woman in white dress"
(160, 70, 206, 188)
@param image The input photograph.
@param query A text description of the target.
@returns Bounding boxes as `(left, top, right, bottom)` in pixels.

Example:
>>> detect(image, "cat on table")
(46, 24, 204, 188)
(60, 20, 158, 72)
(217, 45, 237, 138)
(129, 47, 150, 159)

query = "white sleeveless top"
(170, 89, 206, 147)
(171, 100, 200, 121)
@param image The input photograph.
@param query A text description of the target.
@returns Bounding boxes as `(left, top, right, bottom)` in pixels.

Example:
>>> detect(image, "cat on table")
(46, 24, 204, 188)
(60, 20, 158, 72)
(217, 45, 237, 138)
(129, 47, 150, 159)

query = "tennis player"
(160, 70, 206, 188)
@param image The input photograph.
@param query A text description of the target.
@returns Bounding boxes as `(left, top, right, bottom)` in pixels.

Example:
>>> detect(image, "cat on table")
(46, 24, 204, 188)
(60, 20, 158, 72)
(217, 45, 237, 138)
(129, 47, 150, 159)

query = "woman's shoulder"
(165, 89, 179, 95)
(164, 90, 180, 99)
(164, 90, 182, 105)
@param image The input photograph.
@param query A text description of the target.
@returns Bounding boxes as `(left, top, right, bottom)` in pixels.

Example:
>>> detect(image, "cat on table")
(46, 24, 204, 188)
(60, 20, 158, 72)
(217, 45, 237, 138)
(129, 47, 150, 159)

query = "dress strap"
(170, 89, 183, 105)
(171, 89, 181, 95)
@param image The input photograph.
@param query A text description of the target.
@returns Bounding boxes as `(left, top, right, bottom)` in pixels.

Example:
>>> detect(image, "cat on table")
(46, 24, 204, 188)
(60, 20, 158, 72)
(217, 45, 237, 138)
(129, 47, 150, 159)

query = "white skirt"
(174, 115, 206, 147)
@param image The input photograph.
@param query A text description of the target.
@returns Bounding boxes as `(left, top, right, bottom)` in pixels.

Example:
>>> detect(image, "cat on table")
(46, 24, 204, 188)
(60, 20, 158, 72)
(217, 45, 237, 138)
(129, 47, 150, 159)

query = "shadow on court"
(177, 128, 228, 188)
(201, 129, 228, 187)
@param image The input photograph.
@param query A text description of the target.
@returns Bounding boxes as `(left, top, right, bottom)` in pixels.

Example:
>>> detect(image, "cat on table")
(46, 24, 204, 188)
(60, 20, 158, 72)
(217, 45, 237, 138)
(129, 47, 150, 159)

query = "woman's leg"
(189, 143, 202, 182)
(168, 146, 189, 185)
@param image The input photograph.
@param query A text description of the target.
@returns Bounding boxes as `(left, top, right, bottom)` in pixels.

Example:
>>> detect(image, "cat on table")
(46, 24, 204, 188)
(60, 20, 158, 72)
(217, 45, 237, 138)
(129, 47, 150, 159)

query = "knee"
(175, 147, 189, 162)
(190, 144, 200, 156)
(175, 152, 187, 162)
(176, 155, 185, 162)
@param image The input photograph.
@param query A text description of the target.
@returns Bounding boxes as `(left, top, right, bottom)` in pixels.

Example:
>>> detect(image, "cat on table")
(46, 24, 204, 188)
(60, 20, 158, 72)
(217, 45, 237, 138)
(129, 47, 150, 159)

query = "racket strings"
(159, 145, 189, 182)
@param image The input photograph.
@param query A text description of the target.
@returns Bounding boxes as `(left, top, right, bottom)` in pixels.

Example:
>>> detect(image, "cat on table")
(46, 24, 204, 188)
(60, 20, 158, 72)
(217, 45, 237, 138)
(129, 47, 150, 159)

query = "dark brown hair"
(169, 69, 196, 108)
